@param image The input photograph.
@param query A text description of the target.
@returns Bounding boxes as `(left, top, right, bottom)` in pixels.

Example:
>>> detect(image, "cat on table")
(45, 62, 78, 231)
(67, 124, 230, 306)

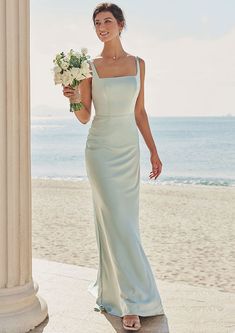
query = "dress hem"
(93, 302, 165, 318)
(88, 281, 165, 318)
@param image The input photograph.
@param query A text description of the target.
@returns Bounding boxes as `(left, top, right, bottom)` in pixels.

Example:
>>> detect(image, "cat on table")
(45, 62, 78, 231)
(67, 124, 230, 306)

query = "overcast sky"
(30, 0, 235, 117)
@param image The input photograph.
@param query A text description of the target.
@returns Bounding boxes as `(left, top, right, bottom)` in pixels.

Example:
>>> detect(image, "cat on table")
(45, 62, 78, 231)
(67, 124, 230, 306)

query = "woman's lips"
(100, 32, 109, 36)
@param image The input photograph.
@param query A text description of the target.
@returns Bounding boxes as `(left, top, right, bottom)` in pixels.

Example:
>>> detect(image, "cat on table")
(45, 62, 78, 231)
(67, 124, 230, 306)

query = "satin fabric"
(85, 56, 165, 317)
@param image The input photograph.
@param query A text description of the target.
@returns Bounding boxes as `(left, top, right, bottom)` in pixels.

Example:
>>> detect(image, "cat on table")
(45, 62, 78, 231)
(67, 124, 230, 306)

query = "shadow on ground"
(29, 313, 169, 333)
(102, 312, 169, 332)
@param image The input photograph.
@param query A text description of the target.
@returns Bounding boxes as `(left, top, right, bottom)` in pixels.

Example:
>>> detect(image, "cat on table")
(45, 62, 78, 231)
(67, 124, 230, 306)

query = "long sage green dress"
(85, 56, 165, 317)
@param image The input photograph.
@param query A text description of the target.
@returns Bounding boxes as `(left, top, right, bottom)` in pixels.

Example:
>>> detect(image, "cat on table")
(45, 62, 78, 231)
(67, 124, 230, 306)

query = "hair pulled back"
(92, 2, 126, 36)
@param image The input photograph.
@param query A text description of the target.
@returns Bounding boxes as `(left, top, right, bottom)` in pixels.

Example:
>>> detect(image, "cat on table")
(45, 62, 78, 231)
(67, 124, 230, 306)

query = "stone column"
(0, 0, 48, 332)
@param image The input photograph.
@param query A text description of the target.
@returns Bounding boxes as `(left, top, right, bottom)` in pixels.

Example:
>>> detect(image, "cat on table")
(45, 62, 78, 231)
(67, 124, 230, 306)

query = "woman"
(63, 2, 164, 331)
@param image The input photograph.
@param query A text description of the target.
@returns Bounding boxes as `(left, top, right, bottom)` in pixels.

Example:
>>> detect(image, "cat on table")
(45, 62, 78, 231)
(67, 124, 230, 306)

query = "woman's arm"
(63, 67, 92, 124)
(134, 57, 162, 180)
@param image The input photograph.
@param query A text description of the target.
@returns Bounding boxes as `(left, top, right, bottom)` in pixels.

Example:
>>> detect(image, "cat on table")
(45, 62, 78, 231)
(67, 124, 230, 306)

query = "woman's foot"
(122, 314, 141, 331)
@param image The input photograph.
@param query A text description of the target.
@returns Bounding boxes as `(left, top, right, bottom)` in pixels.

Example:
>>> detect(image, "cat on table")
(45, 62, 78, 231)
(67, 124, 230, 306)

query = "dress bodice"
(89, 56, 141, 117)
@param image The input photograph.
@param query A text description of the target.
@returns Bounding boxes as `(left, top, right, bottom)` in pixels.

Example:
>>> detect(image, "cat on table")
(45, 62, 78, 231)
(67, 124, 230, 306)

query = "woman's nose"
(99, 22, 106, 30)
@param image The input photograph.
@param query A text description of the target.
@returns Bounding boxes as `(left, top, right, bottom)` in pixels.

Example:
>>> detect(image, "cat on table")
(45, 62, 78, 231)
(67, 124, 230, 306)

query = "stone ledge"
(30, 257, 235, 333)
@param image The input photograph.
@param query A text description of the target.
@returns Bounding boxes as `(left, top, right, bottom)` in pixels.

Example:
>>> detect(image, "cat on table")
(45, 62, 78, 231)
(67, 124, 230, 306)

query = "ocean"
(31, 115, 235, 187)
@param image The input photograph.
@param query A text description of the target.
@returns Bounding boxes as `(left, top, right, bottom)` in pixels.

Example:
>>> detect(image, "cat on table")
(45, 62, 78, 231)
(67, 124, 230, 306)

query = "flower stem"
(70, 102, 84, 112)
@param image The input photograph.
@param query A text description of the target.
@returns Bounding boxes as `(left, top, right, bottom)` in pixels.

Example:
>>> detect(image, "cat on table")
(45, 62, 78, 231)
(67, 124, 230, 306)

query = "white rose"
(68, 49, 74, 57)
(74, 52, 81, 60)
(53, 66, 61, 74)
(81, 62, 92, 78)
(70, 67, 81, 79)
(77, 72, 86, 81)
(81, 62, 89, 70)
(61, 71, 72, 86)
(81, 47, 88, 55)
(55, 53, 63, 60)
(54, 72, 63, 84)
(60, 60, 69, 70)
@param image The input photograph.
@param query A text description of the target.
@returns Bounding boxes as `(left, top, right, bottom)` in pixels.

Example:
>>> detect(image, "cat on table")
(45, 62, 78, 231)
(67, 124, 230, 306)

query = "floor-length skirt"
(85, 113, 165, 317)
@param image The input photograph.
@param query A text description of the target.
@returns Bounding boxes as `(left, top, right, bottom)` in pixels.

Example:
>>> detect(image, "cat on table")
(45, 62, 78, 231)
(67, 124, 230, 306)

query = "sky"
(30, 0, 235, 117)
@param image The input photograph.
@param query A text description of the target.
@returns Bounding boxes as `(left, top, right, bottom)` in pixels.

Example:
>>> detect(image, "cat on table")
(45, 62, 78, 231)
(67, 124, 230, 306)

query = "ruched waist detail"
(86, 112, 139, 149)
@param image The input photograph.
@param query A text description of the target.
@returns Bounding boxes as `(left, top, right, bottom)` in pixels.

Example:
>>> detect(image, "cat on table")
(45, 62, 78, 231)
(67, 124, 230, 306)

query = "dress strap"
(136, 56, 140, 78)
(89, 60, 99, 78)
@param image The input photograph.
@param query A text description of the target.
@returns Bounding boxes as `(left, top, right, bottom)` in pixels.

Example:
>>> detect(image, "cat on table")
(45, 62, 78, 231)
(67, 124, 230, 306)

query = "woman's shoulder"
(88, 56, 101, 75)
(134, 54, 145, 65)
(90, 55, 102, 63)
(125, 53, 144, 63)
(126, 54, 145, 70)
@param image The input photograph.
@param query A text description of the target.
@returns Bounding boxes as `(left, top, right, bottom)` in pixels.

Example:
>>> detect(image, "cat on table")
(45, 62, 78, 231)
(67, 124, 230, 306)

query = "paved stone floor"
(29, 258, 235, 333)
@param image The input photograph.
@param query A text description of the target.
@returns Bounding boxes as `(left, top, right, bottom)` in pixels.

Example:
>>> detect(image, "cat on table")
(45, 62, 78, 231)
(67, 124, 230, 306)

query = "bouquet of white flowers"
(52, 48, 92, 112)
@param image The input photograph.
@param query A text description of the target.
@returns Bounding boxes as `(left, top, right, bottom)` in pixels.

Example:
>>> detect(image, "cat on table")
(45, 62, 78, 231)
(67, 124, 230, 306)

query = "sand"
(32, 178, 235, 293)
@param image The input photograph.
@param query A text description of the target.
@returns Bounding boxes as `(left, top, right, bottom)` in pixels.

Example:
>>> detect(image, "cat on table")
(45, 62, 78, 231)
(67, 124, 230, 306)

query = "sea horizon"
(31, 113, 235, 187)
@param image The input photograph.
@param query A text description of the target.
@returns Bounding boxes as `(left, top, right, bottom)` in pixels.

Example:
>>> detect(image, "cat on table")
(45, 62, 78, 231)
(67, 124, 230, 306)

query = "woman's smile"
(100, 31, 109, 36)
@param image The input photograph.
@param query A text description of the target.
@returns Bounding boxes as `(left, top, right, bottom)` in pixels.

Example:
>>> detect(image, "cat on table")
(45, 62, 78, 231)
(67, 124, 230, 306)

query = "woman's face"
(94, 11, 122, 42)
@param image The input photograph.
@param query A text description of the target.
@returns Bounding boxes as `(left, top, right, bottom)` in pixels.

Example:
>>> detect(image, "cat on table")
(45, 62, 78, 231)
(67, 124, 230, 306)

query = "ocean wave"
(141, 176, 235, 187)
(31, 124, 65, 130)
(31, 175, 235, 187)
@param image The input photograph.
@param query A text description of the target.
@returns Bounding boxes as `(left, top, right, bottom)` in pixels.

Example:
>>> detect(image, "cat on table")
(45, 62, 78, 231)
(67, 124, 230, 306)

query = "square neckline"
(91, 56, 139, 80)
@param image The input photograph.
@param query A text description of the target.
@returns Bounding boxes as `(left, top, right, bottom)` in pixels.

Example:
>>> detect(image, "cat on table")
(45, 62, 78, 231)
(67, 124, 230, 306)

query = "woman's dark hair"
(92, 2, 126, 36)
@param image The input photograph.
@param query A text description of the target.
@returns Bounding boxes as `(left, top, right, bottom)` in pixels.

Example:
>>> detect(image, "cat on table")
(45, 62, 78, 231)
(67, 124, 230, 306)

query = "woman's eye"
(95, 20, 111, 26)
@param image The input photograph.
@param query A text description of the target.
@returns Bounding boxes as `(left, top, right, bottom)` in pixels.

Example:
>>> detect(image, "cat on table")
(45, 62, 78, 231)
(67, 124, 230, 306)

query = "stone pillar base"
(0, 281, 48, 333)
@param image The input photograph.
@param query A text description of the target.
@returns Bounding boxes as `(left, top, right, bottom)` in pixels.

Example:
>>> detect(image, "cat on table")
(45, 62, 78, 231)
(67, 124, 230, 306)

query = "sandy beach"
(32, 178, 235, 294)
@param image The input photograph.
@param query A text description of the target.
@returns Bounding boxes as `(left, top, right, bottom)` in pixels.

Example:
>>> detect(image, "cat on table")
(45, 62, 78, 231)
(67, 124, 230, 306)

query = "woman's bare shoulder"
(127, 54, 145, 72)
(91, 55, 102, 64)
(126, 53, 144, 60)
(135, 55, 145, 63)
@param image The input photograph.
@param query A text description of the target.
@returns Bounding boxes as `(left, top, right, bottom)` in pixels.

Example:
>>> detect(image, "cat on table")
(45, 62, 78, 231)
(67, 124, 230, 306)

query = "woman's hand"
(62, 84, 81, 103)
(149, 152, 162, 180)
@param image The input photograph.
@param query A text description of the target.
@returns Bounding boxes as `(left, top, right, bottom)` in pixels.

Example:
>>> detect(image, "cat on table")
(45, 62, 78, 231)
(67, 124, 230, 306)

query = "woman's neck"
(100, 38, 126, 60)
